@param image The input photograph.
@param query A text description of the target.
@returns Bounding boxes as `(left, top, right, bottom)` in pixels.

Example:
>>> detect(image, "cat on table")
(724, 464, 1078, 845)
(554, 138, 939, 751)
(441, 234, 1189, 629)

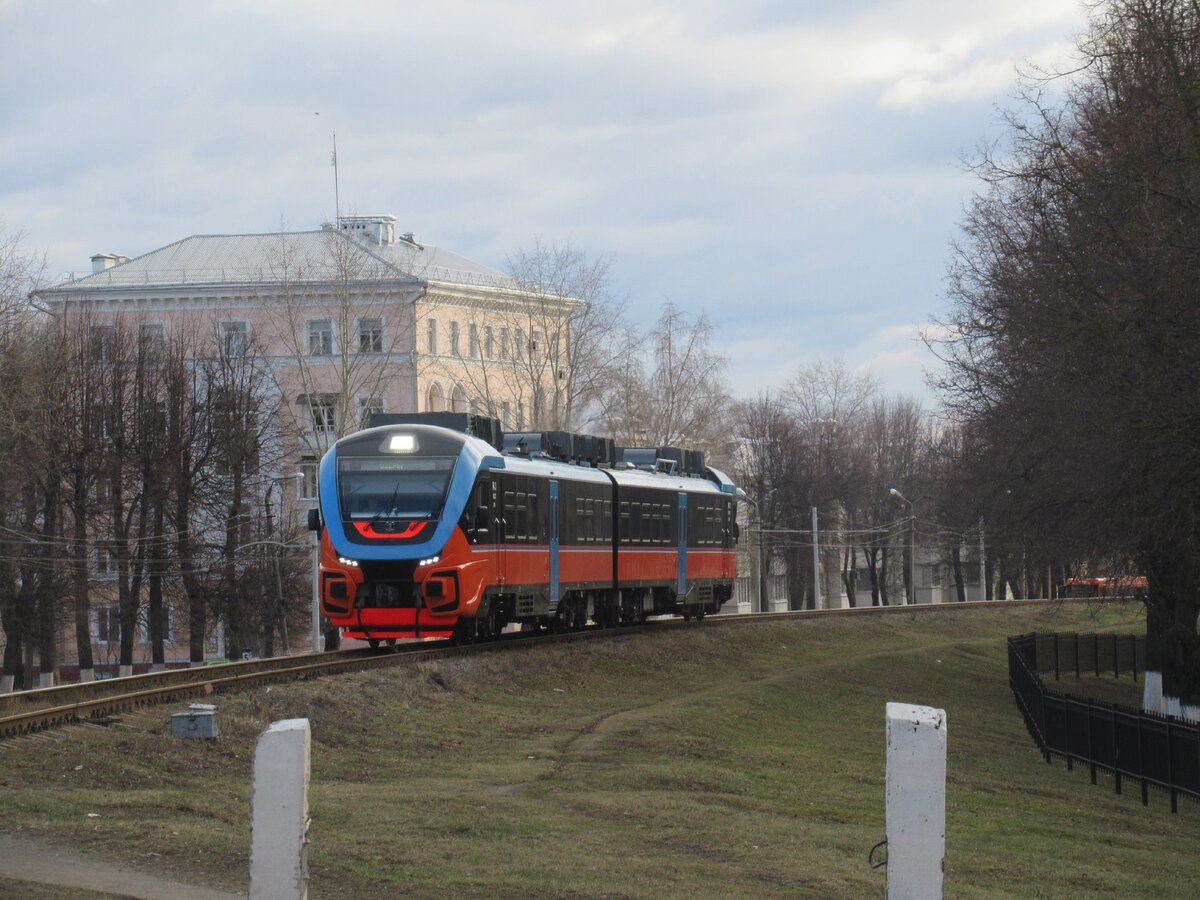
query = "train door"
(493, 476, 506, 587)
(549, 480, 560, 604)
(721, 498, 732, 579)
(677, 491, 688, 598)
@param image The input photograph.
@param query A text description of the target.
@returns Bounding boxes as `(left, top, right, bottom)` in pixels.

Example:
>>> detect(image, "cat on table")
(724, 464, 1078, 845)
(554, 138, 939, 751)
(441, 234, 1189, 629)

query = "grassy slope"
(0, 600, 1194, 898)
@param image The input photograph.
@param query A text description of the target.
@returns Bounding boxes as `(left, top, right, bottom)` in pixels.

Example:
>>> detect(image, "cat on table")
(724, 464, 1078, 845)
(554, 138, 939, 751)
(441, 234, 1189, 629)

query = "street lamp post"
(268, 472, 304, 654)
(889, 488, 916, 605)
(310, 526, 321, 653)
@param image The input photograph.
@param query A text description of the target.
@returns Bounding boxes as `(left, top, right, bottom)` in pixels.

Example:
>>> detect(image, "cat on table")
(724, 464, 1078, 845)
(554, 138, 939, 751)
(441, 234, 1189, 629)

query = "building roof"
(44, 228, 520, 294)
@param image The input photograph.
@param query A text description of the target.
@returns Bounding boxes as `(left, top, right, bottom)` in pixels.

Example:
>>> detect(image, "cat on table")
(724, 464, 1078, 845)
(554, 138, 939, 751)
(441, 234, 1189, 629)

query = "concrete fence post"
(250, 718, 311, 900)
(885, 702, 946, 899)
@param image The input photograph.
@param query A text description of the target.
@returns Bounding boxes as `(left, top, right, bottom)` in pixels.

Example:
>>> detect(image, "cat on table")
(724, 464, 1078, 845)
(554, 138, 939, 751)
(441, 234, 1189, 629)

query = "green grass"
(1, 600, 1195, 898)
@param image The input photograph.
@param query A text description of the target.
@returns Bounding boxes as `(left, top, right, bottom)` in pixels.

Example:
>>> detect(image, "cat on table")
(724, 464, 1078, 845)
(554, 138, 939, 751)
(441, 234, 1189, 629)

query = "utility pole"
(755, 522, 764, 613)
(889, 488, 916, 604)
(978, 517, 986, 602)
(310, 530, 321, 653)
(811, 506, 821, 611)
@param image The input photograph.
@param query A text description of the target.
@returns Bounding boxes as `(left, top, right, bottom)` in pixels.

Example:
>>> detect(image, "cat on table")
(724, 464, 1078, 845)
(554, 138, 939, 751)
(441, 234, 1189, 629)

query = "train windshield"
(338, 456, 458, 519)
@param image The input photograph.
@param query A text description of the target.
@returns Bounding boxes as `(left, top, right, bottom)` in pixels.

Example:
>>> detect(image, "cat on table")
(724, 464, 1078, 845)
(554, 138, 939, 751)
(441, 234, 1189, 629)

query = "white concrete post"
(250, 718, 311, 900)
(885, 702, 946, 900)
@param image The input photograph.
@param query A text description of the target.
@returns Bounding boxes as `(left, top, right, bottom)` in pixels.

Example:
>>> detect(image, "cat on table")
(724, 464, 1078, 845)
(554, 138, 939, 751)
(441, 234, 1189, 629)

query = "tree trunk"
(148, 502, 166, 670)
(72, 479, 94, 681)
(880, 547, 890, 606)
(951, 544, 966, 602)
(1141, 545, 1200, 706)
(1, 597, 23, 691)
(36, 480, 61, 687)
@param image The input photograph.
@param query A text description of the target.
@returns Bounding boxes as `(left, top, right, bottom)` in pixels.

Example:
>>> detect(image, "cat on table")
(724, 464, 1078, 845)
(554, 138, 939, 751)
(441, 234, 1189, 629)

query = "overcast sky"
(1, 0, 1088, 403)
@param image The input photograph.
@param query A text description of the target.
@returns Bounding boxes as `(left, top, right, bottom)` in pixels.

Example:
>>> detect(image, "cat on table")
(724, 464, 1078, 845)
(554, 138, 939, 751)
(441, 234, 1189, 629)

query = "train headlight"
(337, 557, 360, 567)
(418, 554, 440, 567)
(384, 433, 417, 453)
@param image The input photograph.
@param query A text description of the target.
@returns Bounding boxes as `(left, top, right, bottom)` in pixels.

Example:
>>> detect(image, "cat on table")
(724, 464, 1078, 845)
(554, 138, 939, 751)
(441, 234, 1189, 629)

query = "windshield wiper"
(373, 480, 404, 522)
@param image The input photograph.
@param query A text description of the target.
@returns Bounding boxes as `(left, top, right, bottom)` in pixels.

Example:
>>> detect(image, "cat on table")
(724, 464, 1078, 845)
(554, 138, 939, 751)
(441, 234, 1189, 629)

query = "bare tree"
(934, 0, 1200, 703)
(263, 226, 419, 447)
(601, 303, 731, 455)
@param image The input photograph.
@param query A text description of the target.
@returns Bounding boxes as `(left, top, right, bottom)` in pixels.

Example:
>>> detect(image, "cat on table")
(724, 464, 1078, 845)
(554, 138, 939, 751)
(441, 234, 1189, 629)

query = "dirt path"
(0, 833, 244, 899)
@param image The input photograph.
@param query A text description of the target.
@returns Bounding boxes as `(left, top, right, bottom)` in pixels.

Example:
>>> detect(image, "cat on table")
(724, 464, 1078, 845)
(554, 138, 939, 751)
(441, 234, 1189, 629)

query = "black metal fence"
(1008, 632, 1199, 812)
(1024, 631, 1145, 681)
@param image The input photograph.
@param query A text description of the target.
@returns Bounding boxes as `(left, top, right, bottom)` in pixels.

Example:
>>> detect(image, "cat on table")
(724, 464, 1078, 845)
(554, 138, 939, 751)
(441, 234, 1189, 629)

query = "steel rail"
(0, 597, 1097, 741)
(0, 625, 642, 741)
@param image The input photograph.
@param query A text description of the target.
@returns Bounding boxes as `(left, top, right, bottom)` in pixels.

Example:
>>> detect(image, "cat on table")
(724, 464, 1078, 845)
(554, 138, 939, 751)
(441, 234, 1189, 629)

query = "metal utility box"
(171, 703, 219, 739)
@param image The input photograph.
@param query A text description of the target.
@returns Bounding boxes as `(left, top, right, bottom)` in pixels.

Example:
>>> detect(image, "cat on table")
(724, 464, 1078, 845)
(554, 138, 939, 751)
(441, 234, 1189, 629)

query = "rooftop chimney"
(90, 253, 127, 274)
(336, 214, 396, 246)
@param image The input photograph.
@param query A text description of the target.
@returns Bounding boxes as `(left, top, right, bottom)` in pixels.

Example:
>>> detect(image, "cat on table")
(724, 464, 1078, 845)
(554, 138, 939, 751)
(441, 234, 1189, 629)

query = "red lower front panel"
(333, 607, 458, 640)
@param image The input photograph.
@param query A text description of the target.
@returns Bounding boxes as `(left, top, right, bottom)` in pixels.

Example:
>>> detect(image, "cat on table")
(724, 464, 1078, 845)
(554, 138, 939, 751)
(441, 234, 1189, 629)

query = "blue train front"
(311, 414, 741, 645)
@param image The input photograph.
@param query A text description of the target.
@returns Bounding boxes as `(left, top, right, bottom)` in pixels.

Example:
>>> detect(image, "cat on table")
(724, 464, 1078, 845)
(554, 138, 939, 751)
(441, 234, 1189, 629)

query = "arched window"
(426, 382, 445, 413)
(451, 384, 467, 413)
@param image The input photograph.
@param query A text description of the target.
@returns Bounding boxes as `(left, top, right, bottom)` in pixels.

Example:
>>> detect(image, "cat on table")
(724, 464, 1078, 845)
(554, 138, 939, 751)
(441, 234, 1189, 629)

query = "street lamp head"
(889, 487, 902, 499)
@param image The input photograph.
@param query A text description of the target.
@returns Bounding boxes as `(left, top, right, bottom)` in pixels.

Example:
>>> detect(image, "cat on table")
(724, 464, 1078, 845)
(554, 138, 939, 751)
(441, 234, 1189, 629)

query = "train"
(307, 413, 742, 645)
(1060, 576, 1148, 599)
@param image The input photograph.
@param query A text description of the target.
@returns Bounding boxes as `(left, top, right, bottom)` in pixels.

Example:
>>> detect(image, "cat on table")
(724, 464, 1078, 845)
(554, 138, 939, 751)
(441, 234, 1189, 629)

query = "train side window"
(620, 502, 630, 542)
(604, 500, 613, 542)
(529, 492, 540, 542)
(504, 492, 516, 540)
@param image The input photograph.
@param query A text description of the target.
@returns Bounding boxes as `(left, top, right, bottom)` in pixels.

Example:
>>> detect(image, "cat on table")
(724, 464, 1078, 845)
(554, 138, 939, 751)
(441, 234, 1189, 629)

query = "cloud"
(1, 0, 1087, 399)
(849, 322, 942, 404)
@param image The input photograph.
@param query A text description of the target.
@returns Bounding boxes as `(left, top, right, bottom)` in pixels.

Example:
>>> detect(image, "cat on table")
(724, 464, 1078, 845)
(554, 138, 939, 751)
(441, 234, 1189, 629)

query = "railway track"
(0, 597, 1086, 741)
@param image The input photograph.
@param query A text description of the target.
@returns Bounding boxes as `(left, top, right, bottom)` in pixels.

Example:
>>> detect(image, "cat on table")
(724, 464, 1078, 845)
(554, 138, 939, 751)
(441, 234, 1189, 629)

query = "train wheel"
(385, 638, 397, 649)
(367, 638, 381, 649)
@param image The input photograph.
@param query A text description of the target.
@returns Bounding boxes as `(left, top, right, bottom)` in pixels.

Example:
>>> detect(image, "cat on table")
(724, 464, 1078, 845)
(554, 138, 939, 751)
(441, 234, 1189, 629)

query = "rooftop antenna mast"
(331, 131, 341, 222)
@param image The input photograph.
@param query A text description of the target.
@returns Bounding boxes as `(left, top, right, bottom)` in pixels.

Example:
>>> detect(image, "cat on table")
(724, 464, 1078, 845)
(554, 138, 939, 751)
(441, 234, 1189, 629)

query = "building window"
(484, 326, 494, 360)
(468, 323, 480, 359)
(358, 317, 383, 354)
(94, 542, 116, 576)
(449, 321, 460, 356)
(515, 328, 525, 362)
(308, 319, 333, 356)
(358, 395, 383, 429)
(220, 321, 248, 358)
(426, 382, 445, 413)
(140, 605, 174, 643)
(469, 398, 481, 416)
(427, 318, 437, 355)
(499, 327, 509, 361)
(530, 330, 542, 362)
(93, 474, 111, 503)
(90, 324, 116, 363)
(451, 384, 467, 414)
(299, 458, 318, 500)
(501, 401, 511, 429)
(311, 398, 336, 434)
(516, 399, 526, 430)
(95, 605, 120, 644)
(139, 322, 166, 353)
